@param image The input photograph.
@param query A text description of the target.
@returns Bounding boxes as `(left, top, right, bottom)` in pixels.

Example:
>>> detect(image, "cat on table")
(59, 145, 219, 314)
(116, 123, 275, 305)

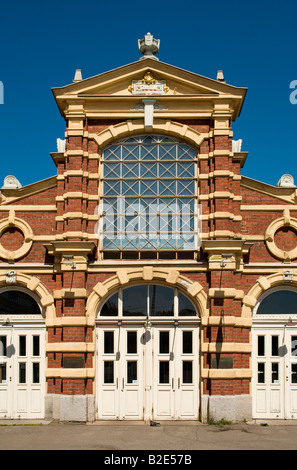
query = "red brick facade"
(1, 54, 296, 422)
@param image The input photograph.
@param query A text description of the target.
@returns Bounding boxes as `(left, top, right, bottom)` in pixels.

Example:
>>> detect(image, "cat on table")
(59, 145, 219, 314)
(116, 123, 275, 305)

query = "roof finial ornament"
(73, 69, 83, 83)
(138, 32, 160, 61)
(216, 70, 226, 83)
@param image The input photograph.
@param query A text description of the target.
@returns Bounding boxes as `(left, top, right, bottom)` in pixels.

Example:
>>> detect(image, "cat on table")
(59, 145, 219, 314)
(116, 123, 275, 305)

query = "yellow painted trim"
(53, 289, 88, 299)
(46, 317, 95, 327)
(242, 272, 297, 318)
(0, 176, 57, 206)
(201, 343, 252, 353)
(241, 176, 297, 205)
(0, 272, 55, 319)
(86, 267, 209, 319)
(201, 316, 252, 327)
(201, 369, 252, 379)
(265, 213, 297, 261)
(89, 118, 208, 149)
(46, 342, 95, 352)
(45, 368, 95, 378)
(208, 288, 244, 299)
(0, 215, 33, 261)
(0, 205, 57, 212)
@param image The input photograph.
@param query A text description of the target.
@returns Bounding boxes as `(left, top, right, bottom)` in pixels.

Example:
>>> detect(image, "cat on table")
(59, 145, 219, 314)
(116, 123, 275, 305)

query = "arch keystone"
(143, 266, 153, 281)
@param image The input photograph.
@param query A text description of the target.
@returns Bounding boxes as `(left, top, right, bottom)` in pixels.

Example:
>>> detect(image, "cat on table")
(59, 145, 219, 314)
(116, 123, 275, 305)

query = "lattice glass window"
(99, 135, 198, 252)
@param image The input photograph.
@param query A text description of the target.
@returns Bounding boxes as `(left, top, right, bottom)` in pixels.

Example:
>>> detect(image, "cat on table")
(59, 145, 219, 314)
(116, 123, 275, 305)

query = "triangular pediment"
(52, 59, 247, 119)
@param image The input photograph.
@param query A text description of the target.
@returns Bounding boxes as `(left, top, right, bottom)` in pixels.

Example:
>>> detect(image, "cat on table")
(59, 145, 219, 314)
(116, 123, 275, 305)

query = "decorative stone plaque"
(211, 356, 233, 369)
(6, 271, 17, 285)
(128, 71, 169, 96)
(63, 356, 84, 368)
(2, 176, 22, 189)
(277, 174, 296, 188)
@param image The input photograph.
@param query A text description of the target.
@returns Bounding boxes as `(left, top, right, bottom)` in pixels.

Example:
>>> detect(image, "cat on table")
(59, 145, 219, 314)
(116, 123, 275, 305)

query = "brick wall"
(1, 115, 296, 401)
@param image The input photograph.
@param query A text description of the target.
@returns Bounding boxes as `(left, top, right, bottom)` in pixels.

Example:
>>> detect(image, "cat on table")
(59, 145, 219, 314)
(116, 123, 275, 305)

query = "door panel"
(252, 326, 297, 419)
(97, 323, 199, 421)
(99, 328, 119, 419)
(177, 327, 199, 419)
(252, 328, 285, 419)
(285, 329, 297, 418)
(0, 331, 12, 417)
(121, 328, 144, 419)
(98, 326, 144, 420)
(0, 327, 45, 419)
(152, 325, 199, 420)
(153, 328, 175, 419)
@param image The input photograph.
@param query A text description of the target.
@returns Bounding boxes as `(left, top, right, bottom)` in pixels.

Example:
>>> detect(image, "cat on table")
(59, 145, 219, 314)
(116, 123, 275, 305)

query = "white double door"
(252, 325, 297, 419)
(97, 324, 199, 421)
(0, 325, 45, 419)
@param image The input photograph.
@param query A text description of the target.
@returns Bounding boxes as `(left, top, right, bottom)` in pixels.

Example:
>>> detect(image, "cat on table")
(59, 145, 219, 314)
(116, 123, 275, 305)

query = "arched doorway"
(0, 287, 46, 419)
(252, 286, 297, 419)
(96, 284, 200, 421)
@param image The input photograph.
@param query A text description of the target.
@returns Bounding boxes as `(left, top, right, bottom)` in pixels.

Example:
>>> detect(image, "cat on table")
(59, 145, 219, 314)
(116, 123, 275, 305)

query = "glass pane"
(183, 331, 193, 354)
(104, 332, 114, 354)
(19, 336, 26, 356)
(127, 361, 137, 383)
(19, 363, 26, 383)
(150, 285, 174, 316)
(257, 290, 297, 315)
(101, 293, 118, 316)
(292, 364, 297, 384)
(33, 363, 40, 384)
(33, 336, 40, 356)
(291, 336, 297, 357)
(271, 336, 279, 356)
(102, 136, 196, 252)
(183, 361, 193, 384)
(159, 331, 169, 354)
(159, 361, 169, 384)
(0, 364, 6, 383)
(104, 361, 114, 384)
(0, 291, 40, 315)
(258, 336, 265, 356)
(258, 363, 265, 383)
(271, 363, 279, 383)
(178, 293, 196, 316)
(0, 336, 7, 356)
(123, 286, 147, 316)
(127, 332, 137, 354)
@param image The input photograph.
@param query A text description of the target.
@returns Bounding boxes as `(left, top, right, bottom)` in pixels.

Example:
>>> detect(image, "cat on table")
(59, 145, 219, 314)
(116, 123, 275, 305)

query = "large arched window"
(100, 284, 197, 317)
(255, 287, 297, 316)
(100, 135, 198, 257)
(0, 290, 41, 315)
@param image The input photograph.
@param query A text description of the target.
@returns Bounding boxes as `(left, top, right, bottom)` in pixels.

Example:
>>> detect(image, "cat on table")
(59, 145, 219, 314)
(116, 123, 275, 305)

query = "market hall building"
(1, 33, 297, 423)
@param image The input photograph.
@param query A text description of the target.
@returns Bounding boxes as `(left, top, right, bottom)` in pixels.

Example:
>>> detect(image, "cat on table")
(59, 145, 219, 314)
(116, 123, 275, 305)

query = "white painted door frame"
(0, 323, 45, 419)
(97, 325, 144, 420)
(97, 322, 199, 421)
(252, 323, 297, 419)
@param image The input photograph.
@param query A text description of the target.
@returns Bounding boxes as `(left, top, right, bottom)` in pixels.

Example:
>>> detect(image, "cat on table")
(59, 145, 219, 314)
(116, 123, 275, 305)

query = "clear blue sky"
(0, 0, 296, 187)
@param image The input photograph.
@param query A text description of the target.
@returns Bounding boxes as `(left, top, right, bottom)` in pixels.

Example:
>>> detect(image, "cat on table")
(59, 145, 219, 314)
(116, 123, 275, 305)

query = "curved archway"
(249, 276, 297, 420)
(90, 118, 207, 150)
(0, 288, 42, 316)
(254, 286, 297, 317)
(0, 277, 48, 419)
(0, 273, 55, 320)
(242, 272, 297, 319)
(99, 283, 198, 318)
(94, 269, 203, 421)
(86, 267, 208, 320)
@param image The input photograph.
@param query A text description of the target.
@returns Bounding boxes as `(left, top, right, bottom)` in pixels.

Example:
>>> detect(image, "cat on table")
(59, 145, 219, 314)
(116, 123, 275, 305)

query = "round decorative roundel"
(0, 217, 33, 261)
